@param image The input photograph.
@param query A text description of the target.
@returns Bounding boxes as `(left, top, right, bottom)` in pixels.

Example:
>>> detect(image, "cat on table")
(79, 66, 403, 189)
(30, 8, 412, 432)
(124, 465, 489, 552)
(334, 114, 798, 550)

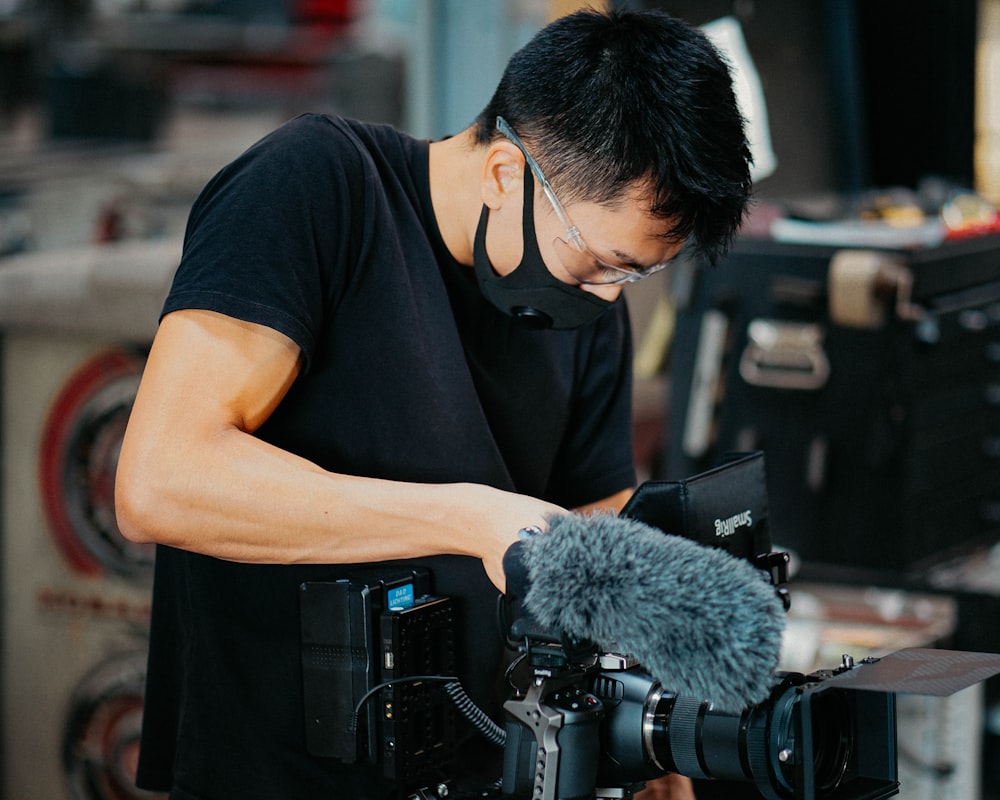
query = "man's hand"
(471, 484, 565, 592)
(636, 774, 696, 800)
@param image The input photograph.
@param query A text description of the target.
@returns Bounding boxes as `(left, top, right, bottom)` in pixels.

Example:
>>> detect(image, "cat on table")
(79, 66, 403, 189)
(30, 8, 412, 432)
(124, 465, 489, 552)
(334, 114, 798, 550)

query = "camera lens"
(595, 671, 854, 798)
(645, 693, 770, 784)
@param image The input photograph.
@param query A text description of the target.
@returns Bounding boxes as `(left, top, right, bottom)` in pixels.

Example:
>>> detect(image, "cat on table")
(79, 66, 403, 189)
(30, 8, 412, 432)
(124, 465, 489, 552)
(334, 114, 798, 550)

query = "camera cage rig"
(303, 452, 1000, 800)
(494, 452, 1000, 800)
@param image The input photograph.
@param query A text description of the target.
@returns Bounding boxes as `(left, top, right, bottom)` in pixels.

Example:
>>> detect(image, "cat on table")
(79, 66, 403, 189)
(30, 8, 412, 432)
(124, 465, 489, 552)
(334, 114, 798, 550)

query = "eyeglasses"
(495, 116, 678, 286)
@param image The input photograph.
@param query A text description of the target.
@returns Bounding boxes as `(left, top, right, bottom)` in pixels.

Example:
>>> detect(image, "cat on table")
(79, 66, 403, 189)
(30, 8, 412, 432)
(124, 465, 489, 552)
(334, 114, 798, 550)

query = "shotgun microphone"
(503, 512, 786, 712)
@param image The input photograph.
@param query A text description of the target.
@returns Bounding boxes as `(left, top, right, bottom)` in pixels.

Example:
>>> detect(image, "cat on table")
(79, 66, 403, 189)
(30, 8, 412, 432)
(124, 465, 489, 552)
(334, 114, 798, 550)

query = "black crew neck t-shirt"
(138, 114, 636, 799)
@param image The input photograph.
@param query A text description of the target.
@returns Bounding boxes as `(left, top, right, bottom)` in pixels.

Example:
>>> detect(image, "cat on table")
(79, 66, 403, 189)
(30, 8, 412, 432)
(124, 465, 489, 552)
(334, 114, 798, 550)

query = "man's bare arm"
(115, 309, 563, 590)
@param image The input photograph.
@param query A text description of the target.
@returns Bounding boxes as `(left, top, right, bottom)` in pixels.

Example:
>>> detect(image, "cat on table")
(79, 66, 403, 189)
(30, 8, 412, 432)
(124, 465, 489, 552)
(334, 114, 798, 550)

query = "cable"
(444, 681, 506, 748)
(348, 674, 507, 749)
(348, 675, 459, 733)
(504, 651, 528, 692)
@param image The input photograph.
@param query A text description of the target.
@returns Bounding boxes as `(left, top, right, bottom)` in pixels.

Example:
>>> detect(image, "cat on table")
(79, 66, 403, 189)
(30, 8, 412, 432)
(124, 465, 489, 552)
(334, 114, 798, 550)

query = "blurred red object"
(942, 191, 1000, 240)
(292, 0, 355, 31)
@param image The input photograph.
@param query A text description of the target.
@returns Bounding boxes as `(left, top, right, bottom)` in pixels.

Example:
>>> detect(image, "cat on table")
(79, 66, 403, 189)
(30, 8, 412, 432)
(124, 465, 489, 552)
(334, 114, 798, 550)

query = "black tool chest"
(662, 232, 1000, 577)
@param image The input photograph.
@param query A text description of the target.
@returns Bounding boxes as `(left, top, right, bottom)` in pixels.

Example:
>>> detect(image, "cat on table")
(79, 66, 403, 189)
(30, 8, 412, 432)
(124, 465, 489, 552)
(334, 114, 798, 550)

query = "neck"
(428, 127, 487, 267)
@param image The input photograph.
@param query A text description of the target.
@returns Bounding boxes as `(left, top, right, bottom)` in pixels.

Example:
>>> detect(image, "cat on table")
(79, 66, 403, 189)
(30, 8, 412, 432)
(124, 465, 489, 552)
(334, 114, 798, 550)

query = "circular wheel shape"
(63, 651, 165, 800)
(38, 347, 153, 583)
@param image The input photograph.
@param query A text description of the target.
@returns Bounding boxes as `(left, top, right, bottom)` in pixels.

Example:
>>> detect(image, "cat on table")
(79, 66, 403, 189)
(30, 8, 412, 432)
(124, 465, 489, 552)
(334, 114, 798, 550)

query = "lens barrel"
(594, 670, 854, 799)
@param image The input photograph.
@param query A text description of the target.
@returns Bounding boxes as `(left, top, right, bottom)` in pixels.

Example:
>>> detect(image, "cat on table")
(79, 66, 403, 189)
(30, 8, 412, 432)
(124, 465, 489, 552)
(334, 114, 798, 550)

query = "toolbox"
(662, 232, 1000, 576)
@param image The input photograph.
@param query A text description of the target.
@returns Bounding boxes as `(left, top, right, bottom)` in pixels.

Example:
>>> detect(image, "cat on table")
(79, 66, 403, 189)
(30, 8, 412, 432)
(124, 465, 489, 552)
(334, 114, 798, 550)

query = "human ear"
(481, 141, 524, 209)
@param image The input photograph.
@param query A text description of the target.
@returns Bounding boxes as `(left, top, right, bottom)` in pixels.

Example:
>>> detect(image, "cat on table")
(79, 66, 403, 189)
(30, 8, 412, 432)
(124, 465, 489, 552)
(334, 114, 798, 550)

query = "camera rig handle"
(501, 668, 606, 800)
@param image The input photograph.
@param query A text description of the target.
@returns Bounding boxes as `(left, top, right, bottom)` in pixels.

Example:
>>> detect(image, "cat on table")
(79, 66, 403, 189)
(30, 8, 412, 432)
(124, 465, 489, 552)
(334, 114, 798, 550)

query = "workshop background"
(1, 0, 999, 798)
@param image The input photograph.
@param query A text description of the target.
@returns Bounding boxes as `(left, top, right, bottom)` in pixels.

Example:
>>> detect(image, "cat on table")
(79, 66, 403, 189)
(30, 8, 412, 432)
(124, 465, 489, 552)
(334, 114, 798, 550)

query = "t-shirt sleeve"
(546, 302, 637, 508)
(161, 114, 366, 365)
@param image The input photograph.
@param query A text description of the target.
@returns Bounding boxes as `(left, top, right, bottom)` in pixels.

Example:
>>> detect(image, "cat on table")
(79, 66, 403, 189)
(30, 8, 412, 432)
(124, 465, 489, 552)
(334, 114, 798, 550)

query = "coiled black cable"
(348, 674, 507, 748)
(444, 680, 506, 748)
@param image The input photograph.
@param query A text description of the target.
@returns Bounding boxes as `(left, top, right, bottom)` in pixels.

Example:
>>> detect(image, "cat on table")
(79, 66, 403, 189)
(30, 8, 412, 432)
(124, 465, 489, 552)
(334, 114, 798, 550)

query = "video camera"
(299, 452, 1000, 800)
(499, 620, 901, 800)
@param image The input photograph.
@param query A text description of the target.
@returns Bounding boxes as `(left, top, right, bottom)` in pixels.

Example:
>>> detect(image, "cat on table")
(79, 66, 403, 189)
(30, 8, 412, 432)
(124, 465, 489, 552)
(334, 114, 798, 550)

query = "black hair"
(474, 8, 753, 264)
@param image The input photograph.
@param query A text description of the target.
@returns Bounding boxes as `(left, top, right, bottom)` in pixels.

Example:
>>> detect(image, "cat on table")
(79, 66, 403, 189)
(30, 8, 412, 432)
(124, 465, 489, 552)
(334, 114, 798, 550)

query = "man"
(115, 8, 751, 799)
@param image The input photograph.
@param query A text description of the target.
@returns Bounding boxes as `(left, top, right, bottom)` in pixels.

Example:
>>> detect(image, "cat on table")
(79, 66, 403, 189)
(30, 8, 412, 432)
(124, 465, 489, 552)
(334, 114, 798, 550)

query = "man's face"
(488, 117, 685, 301)
(483, 177, 684, 304)
(530, 183, 686, 302)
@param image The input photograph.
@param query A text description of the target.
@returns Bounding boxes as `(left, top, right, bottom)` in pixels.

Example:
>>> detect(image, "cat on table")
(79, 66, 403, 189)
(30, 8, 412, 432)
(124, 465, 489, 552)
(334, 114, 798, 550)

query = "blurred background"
(0, 1, 999, 798)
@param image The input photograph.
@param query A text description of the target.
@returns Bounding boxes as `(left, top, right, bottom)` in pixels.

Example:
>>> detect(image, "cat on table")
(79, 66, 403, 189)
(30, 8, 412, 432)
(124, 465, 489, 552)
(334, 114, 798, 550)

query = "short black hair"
(474, 8, 752, 264)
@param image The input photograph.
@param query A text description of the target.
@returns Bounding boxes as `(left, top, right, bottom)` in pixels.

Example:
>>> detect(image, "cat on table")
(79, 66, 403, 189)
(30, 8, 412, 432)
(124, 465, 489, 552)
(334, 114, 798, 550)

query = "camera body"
(497, 452, 898, 800)
(501, 647, 607, 800)
(499, 644, 899, 800)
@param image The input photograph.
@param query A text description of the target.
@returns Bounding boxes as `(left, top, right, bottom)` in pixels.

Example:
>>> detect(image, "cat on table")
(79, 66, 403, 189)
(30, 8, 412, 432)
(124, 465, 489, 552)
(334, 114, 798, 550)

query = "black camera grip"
(501, 684, 604, 800)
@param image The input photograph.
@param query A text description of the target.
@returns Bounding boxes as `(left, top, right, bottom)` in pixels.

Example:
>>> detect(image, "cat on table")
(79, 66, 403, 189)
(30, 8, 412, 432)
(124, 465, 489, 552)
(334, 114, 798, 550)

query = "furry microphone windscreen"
(517, 513, 786, 712)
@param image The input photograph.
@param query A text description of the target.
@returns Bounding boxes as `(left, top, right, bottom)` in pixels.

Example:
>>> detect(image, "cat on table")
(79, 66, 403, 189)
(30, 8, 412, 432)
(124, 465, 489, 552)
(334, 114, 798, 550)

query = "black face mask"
(472, 168, 614, 330)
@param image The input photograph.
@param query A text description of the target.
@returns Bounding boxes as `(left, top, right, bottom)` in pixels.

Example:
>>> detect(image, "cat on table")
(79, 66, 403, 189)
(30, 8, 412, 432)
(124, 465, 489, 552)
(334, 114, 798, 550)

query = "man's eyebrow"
(608, 249, 643, 269)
